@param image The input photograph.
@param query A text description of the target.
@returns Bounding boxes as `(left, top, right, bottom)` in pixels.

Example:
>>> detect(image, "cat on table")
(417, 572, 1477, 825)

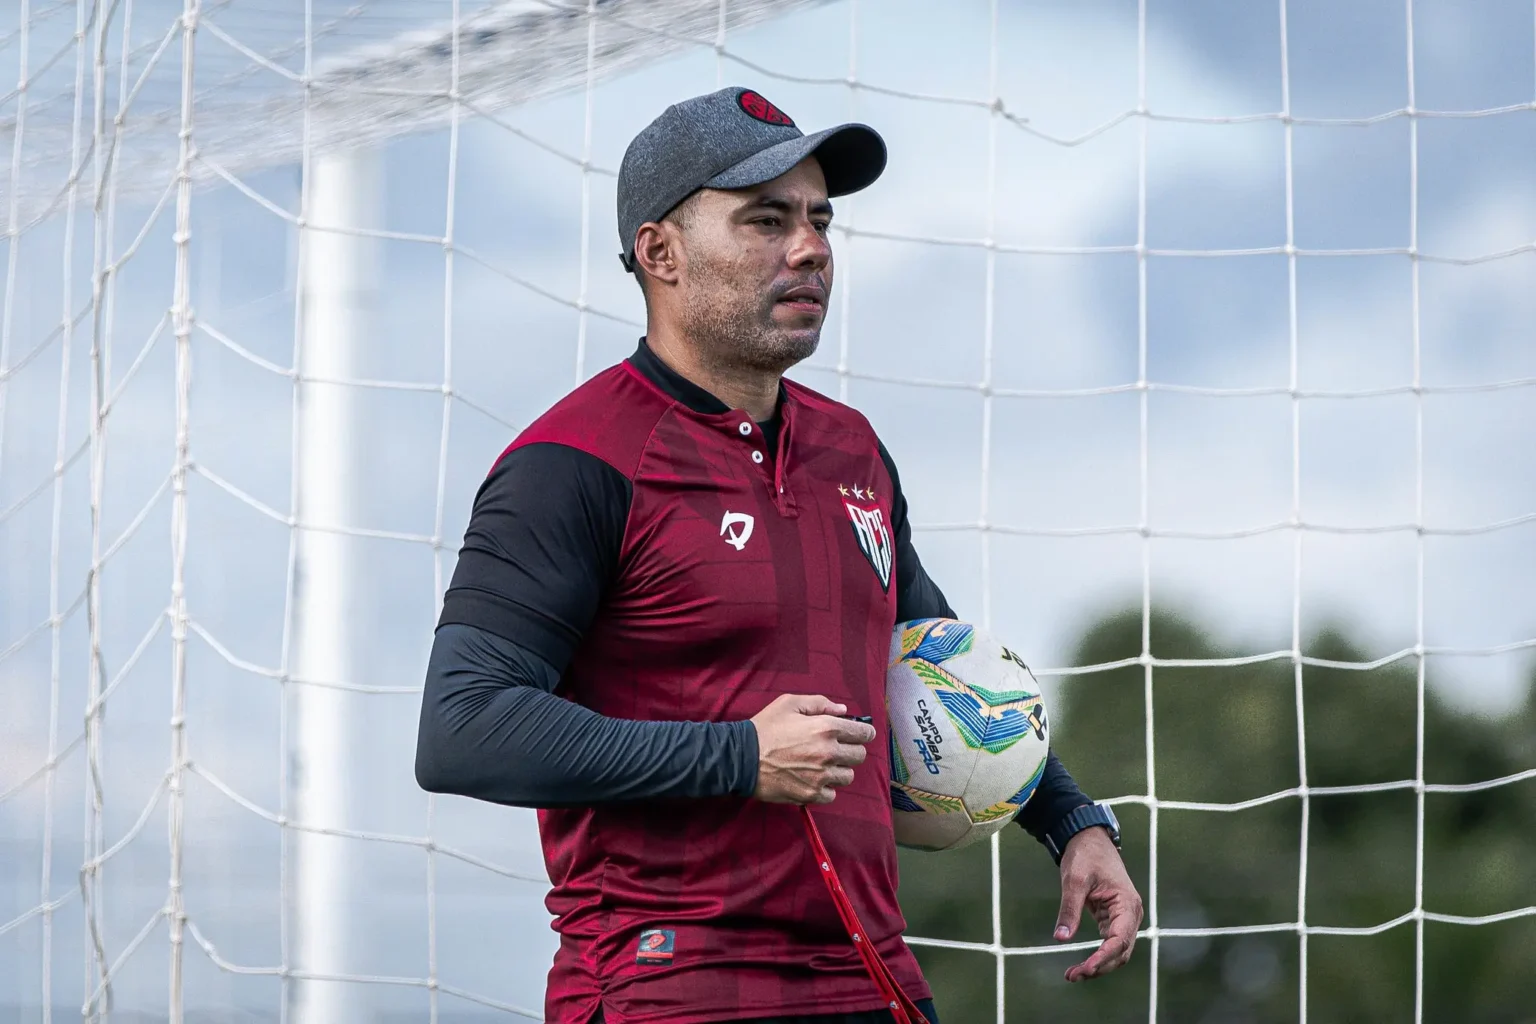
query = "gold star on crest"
(866, 487, 876, 499)
(837, 484, 850, 496)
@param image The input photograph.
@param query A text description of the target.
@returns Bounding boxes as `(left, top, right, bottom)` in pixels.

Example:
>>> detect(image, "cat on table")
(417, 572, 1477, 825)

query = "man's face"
(673, 157, 834, 374)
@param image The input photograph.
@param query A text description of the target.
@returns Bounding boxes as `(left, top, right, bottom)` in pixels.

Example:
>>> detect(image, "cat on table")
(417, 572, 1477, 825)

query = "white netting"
(2, 0, 1534, 1021)
(0, 0, 826, 224)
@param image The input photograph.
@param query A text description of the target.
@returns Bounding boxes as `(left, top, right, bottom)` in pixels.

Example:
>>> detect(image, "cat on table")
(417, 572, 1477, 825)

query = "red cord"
(800, 806, 930, 1024)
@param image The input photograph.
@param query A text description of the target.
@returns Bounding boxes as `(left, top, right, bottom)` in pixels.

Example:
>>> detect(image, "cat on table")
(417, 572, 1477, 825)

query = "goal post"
(2, 1, 1534, 1022)
(289, 144, 381, 1024)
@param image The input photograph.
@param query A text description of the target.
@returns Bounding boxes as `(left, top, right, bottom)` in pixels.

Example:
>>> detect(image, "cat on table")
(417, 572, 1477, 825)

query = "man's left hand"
(1053, 825, 1143, 983)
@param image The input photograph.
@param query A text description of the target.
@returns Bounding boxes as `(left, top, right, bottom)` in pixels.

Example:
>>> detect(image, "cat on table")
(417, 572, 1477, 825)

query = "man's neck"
(646, 329, 781, 422)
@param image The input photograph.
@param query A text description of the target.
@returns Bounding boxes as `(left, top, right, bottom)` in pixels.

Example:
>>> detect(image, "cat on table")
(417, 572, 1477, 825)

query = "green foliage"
(896, 608, 1536, 1023)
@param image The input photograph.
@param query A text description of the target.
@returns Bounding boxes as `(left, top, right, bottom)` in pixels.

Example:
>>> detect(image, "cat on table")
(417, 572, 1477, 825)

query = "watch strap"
(1043, 803, 1121, 865)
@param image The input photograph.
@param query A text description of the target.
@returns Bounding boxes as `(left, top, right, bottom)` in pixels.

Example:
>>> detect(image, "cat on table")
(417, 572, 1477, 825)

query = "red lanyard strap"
(799, 806, 930, 1024)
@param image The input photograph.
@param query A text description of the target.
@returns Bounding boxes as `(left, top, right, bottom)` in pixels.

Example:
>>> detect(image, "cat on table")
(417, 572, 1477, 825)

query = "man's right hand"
(749, 694, 878, 805)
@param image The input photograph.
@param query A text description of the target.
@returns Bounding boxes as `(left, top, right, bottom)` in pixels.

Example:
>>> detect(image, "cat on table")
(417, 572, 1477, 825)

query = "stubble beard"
(681, 260, 821, 377)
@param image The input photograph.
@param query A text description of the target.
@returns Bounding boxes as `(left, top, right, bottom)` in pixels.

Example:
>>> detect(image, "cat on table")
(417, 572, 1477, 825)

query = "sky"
(2, 0, 1534, 1019)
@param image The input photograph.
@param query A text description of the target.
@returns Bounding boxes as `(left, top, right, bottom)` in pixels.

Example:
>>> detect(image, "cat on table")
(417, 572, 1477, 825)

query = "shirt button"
(738, 422, 752, 436)
(751, 451, 764, 464)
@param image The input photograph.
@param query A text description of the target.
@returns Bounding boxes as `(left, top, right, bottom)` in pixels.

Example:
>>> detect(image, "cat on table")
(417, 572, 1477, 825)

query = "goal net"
(2, 0, 1533, 1021)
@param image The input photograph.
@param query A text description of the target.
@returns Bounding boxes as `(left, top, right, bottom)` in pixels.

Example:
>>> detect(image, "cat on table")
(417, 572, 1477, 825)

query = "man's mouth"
(776, 285, 826, 312)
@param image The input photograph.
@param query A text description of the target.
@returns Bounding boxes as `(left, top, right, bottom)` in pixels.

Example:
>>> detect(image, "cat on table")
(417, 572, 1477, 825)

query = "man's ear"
(632, 222, 682, 286)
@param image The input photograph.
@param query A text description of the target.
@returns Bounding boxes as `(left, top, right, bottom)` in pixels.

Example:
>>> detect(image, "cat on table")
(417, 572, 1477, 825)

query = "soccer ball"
(886, 618, 1051, 852)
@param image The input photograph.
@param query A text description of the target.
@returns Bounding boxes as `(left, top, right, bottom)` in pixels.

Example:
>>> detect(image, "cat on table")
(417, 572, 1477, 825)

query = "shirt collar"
(628, 337, 786, 419)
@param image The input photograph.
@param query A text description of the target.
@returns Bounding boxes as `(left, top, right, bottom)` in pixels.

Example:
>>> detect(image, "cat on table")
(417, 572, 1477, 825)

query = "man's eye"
(756, 216, 781, 227)
(814, 221, 831, 234)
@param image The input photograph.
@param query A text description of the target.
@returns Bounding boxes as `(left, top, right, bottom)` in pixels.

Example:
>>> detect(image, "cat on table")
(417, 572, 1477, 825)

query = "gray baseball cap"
(617, 86, 887, 272)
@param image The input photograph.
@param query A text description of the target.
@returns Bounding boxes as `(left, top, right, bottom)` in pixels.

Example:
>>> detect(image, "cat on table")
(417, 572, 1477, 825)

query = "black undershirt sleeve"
(435, 441, 626, 667)
(875, 439, 1093, 845)
(417, 443, 759, 807)
(877, 439, 958, 625)
(416, 623, 757, 805)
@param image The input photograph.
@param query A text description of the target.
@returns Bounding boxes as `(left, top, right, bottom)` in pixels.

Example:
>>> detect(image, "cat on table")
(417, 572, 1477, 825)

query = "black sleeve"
(876, 438, 1095, 847)
(436, 442, 628, 667)
(418, 442, 760, 806)
(415, 623, 759, 806)
(1013, 752, 1093, 842)
(876, 439, 957, 623)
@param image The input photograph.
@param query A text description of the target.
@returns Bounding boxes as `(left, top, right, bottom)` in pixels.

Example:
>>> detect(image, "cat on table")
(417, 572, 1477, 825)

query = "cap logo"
(738, 90, 795, 127)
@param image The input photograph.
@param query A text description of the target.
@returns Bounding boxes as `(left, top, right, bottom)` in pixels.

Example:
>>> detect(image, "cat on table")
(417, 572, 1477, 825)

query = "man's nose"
(787, 222, 831, 269)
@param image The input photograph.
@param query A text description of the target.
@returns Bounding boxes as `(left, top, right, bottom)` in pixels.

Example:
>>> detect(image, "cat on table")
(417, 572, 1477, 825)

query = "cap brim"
(704, 123, 887, 197)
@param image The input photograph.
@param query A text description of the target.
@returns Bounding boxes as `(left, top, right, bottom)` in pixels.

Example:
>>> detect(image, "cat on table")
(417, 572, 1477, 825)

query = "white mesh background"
(2, 0, 1534, 1021)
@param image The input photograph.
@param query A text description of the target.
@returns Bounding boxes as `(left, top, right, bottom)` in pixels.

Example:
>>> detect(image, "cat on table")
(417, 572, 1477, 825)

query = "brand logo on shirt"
(842, 493, 893, 590)
(636, 928, 675, 966)
(720, 511, 755, 551)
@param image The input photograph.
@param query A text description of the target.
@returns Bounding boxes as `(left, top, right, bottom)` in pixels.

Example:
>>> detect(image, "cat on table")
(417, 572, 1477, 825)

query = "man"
(415, 87, 1142, 1024)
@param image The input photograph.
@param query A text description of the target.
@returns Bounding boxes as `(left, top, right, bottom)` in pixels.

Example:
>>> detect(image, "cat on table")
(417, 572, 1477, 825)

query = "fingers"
(812, 766, 855, 804)
(827, 718, 878, 744)
(1064, 894, 1143, 983)
(822, 766, 855, 790)
(767, 696, 878, 742)
(750, 696, 879, 805)
(795, 744, 862, 803)
(827, 740, 869, 768)
(783, 694, 847, 716)
(1064, 932, 1131, 983)
(1054, 869, 1088, 943)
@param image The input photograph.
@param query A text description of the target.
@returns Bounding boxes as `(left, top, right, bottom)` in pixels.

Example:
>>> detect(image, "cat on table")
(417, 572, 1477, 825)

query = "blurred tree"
(897, 608, 1536, 1024)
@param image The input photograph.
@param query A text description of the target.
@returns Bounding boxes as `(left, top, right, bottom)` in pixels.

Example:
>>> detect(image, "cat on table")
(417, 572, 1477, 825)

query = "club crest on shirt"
(839, 483, 893, 591)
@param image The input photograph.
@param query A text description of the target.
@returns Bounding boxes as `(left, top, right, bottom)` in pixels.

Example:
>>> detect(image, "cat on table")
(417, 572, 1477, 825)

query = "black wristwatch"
(1043, 803, 1122, 865)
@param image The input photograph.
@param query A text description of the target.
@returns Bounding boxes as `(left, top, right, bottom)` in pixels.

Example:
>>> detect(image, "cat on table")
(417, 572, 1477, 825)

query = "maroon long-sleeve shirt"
(422, 340, 1088, 1024)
